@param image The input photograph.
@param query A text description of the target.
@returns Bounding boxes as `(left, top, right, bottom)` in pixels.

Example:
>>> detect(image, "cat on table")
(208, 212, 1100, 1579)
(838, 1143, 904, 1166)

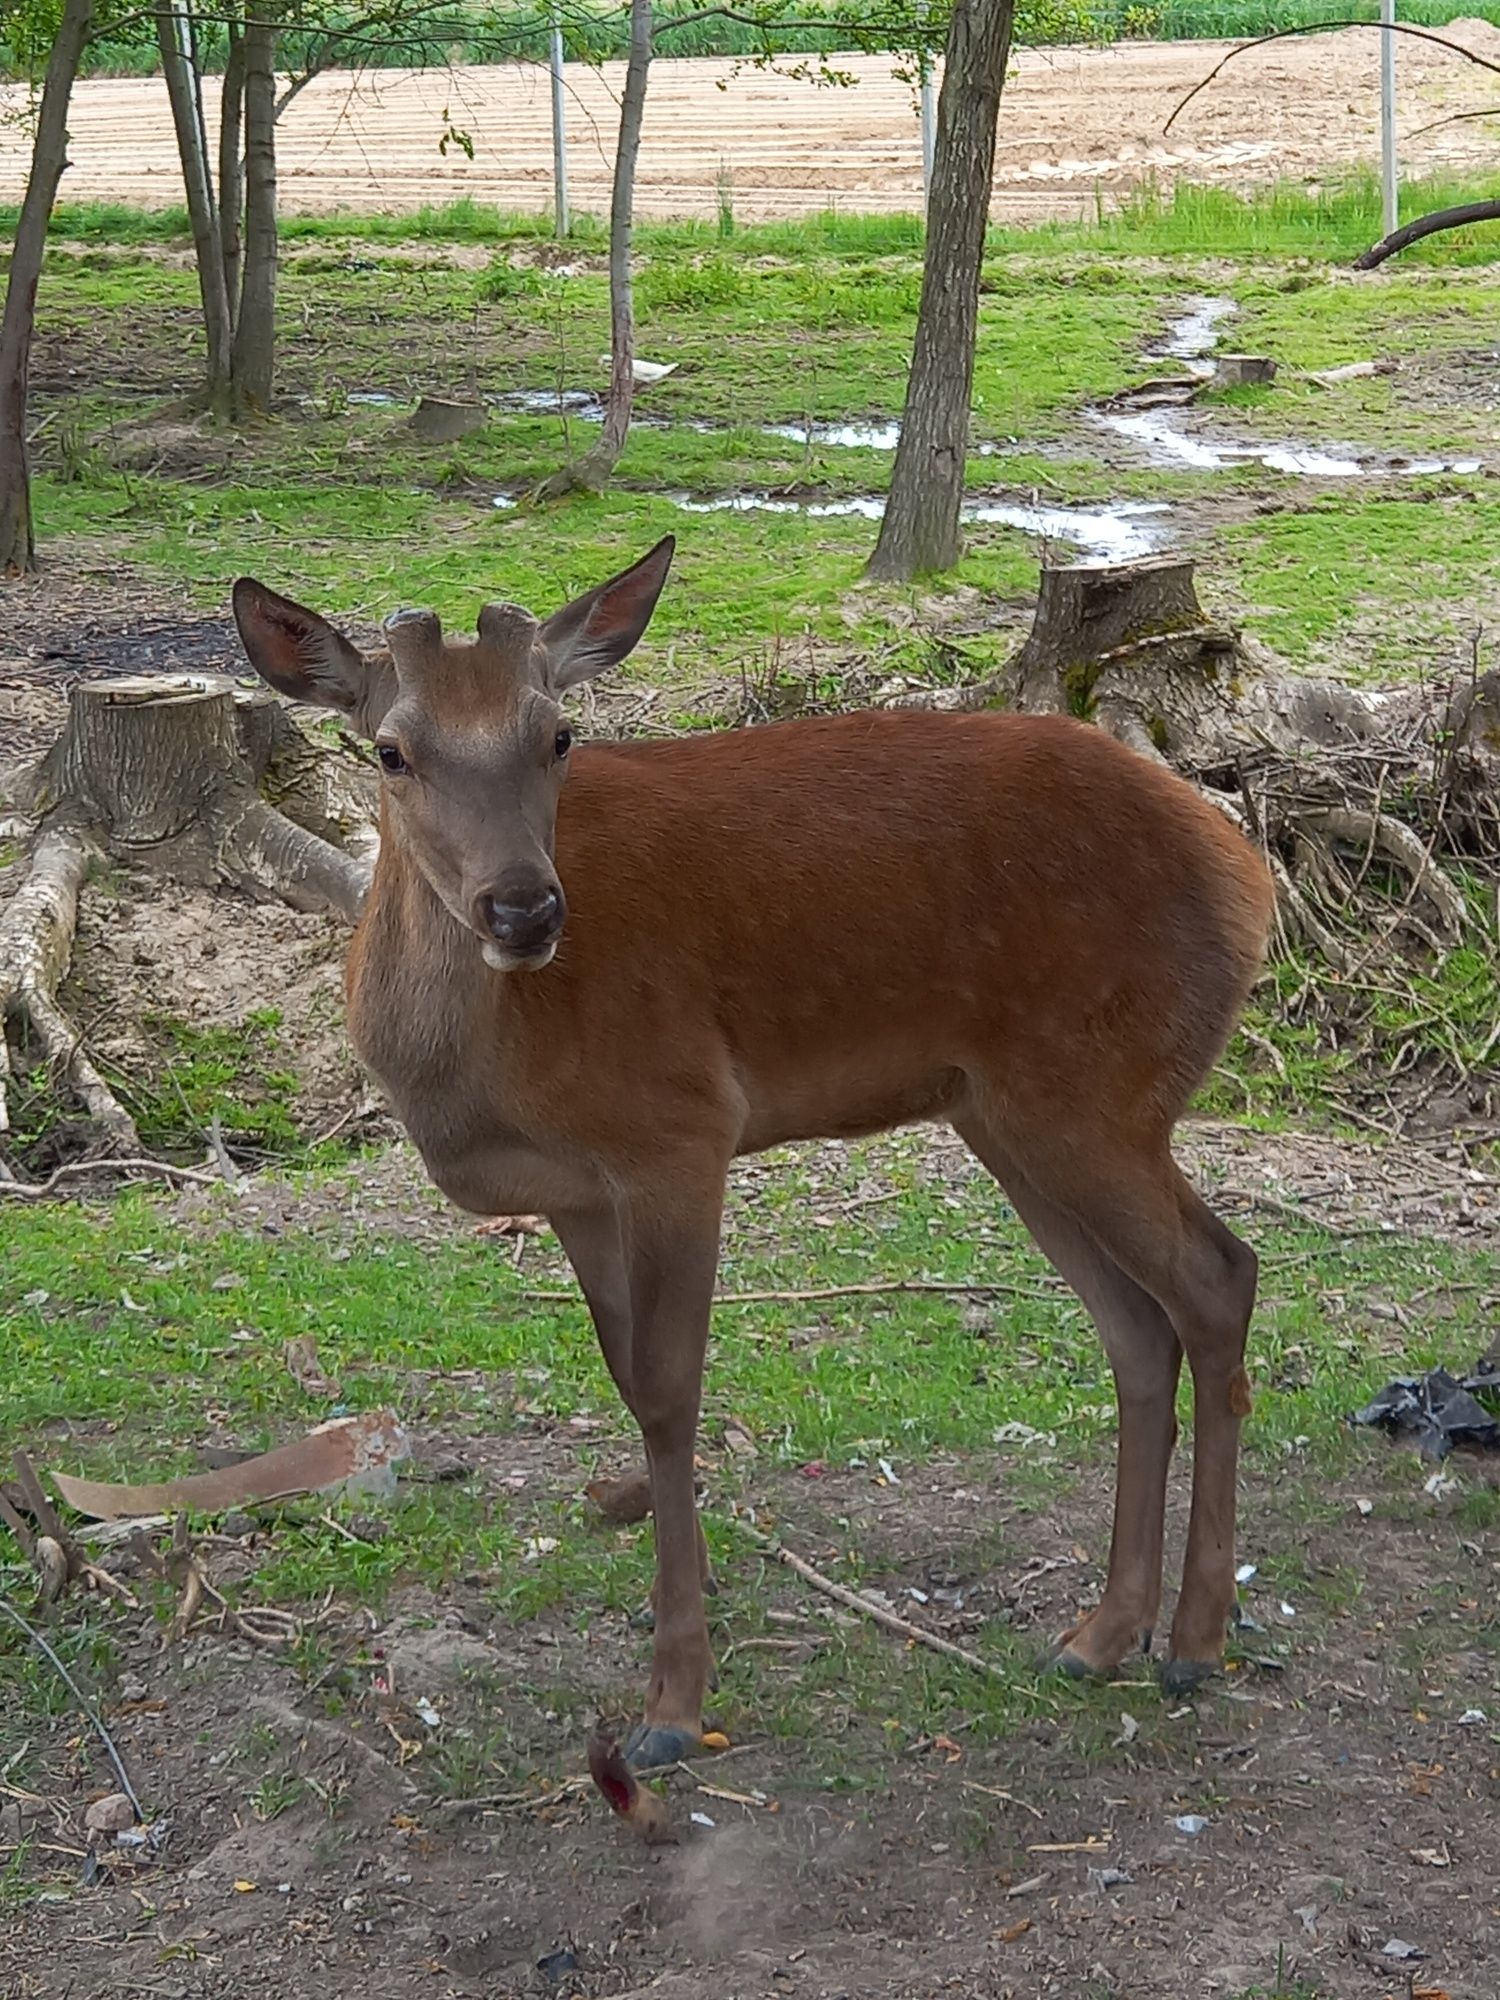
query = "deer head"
(232, 537, 675, 971)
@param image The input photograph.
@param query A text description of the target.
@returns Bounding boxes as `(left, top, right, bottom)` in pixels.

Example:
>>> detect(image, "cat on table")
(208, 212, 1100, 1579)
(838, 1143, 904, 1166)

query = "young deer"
(233, 537, 1274, 1772)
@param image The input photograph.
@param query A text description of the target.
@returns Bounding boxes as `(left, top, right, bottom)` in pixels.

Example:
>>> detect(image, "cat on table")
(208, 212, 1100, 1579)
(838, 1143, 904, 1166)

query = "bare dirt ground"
(4, 29, 1500, 224)
(2, 1370, 1497, 2000)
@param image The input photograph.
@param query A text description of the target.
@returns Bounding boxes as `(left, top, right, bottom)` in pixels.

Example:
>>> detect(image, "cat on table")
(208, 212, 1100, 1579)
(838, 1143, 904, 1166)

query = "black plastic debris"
(1349, 1354, 1500, 1461)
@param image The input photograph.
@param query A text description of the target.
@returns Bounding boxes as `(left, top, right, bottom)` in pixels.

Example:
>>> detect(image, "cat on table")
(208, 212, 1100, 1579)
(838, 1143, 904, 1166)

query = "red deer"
(233, 537, 1274, 1773)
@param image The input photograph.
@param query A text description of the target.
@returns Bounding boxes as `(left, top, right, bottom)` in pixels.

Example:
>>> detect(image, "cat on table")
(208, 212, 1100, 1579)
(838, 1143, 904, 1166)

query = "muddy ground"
(2, 1323, 1497, 2000)
(5, 29, 1500, 224)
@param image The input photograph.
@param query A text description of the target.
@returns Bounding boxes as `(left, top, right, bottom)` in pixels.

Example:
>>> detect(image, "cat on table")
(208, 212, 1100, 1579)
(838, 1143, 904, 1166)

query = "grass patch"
(0, 1141, 1493, 1782)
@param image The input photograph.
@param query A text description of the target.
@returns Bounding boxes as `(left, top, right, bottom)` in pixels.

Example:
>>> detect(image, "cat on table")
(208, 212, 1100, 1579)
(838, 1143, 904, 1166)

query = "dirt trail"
(4, 29, 1500, 224)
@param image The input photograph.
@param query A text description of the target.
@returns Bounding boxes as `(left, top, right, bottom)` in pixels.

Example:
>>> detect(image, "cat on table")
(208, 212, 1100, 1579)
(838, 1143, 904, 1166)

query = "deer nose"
(475, 886, 564, 952)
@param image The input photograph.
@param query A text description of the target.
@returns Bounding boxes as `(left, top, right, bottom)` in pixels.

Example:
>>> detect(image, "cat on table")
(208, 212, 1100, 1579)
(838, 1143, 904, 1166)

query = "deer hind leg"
(956, 1119, 1182, 1676)
(549, 1206, 712, 1597)
(962, 1117, 1257, 1690)
(1154, 1181, 1258, 1691)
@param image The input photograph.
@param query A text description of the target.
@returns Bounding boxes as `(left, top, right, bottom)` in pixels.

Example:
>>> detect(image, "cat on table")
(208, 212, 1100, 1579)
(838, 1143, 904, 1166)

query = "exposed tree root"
(1004, 556, 1487, 982)
(0, 809, 140, 1151)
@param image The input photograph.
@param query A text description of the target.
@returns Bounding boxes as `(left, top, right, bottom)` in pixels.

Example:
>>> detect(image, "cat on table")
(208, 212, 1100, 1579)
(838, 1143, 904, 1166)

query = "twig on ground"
(0, 1156, 220, 1200)
(961, 1779, 1047, 1821)
(524, 1276, 1057, 1307)
(735, 1521, 1007, 1682)
(0, 1596, 143, 1818)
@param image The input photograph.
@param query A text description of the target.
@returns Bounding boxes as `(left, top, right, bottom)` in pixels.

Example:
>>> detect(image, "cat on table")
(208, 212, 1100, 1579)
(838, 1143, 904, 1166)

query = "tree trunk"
(0, 0, 95, 575)
(866, 0, 1015, 581)
(231, 14, 279, 418)
(532, 0, 651, 500)
(218, 23, 246, 324)
(157, 0, 234, 421)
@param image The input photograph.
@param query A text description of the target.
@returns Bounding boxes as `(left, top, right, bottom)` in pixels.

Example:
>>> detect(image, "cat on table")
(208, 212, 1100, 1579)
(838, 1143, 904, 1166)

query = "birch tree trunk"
(156, 0, 234, 420)
(533, 0, 651, 499)
(231, 15, 279, 417)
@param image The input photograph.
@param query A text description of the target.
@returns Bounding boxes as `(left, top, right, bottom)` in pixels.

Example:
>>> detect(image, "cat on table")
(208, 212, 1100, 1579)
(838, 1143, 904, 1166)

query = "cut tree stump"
(2, 674, 374, 1166)
(409, 397, 487, 443)
(25, 677, 369, 917)
(1012, 556, 1236, 762)
(1212, 355, 1276, 387)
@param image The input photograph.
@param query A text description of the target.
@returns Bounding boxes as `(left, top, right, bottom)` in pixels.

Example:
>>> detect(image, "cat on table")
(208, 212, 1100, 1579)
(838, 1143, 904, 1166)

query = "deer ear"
(538, 536, 675, 691)
(233, 578, 369, 717)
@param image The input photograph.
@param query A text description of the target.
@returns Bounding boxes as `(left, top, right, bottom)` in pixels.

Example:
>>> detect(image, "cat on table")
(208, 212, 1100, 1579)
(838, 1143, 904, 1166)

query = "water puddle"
(1143, 295, 1237, 366)
(764, 419, 902, 451)
(1094, 405, 1482, 479)
(665, 490, 1169, 561)
(1102, 297, 1485, 479)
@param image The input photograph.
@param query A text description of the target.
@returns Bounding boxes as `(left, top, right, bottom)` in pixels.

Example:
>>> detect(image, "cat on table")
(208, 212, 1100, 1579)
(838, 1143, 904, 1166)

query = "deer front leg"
(617, 1192, 722, 1771)
(550, 1205, 712, 1594)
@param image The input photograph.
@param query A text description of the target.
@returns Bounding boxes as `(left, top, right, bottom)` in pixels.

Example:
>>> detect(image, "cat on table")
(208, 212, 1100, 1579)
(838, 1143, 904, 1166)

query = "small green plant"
(113, 1008, 303, 1162)
(476, 256, 548, 303)
(716, 159, 736, 240)
(250, 1770, 308, 1822)
(638, 252, 746, 313)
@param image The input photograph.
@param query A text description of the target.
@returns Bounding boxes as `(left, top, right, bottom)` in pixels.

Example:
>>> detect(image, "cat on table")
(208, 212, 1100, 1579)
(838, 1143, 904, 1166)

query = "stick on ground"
(736, 1521, 1008, 1682)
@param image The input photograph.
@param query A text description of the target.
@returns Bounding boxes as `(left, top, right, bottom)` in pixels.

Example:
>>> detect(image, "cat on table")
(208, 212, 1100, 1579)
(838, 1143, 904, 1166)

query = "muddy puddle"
(668, 491, 1170, 560)
(1104, 298, 1485, 478)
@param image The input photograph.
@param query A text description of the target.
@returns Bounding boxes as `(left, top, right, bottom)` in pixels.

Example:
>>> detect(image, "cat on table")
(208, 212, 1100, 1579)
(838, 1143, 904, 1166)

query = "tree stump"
(1012, 557, 1237, 761)
(1212, 355, 1276, 387)
(409, 397, 487, 444)
(2, 675, 373, 1159)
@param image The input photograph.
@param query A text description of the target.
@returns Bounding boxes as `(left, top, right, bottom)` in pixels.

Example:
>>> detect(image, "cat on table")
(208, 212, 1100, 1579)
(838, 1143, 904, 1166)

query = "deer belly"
(735, 1064, 965, 1153)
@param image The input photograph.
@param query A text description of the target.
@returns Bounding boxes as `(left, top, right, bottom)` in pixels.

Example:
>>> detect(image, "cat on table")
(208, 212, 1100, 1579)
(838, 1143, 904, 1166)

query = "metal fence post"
(551, 5, 570, 238)
(1380, 0, 1398, 238)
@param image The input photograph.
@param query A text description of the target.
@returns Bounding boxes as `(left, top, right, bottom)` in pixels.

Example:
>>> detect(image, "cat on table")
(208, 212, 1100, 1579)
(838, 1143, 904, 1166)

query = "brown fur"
(346, 711, 1272, 1210)
(233, 545, 1276, 1756)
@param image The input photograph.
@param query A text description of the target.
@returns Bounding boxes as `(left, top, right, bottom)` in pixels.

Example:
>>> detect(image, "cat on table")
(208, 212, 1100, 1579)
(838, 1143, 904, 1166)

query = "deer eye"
(377, 742, 409, 775)
(554, 726, 573, 761)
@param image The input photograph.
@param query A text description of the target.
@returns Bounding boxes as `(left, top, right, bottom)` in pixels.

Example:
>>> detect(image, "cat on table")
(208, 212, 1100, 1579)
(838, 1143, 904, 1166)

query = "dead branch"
(0, 1596, 144, 1817)
(0, 1156, 220, 1200)
(1353, 199, 1500, 271)
(525, 1275, 1058, 1307)
(737, 1521, 1008, 1682)
(1165, 23, 1500, 136)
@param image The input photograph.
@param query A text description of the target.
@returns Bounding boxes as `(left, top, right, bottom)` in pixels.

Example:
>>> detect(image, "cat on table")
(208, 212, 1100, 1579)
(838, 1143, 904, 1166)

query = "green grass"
(0, 1150, 1492, 1478)
(0, 1140, 1494, 1790)
(14, 169, 1500, 265)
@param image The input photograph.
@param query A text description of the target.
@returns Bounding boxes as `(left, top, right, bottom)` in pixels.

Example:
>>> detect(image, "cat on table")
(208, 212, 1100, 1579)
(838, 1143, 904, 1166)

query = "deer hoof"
(623, 1722, 703, 1771)
(1158, 1654, 1219, 1697)
(1043, 1643, 1114, 1681)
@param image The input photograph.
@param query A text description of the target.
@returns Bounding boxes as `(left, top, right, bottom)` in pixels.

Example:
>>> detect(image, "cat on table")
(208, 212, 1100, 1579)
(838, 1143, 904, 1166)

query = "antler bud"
(382, 607, 443, 659)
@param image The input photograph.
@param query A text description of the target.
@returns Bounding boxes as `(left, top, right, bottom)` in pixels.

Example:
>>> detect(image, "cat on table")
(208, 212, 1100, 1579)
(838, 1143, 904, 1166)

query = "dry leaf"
(998, 1919, 1032, 1943)
(50, 1410, 409, 1519)
(283, 1335, 339, 1398)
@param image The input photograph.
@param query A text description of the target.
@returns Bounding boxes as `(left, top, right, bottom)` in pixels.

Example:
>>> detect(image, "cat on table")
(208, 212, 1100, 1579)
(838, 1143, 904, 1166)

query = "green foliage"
(474, 254, 553, 301)
(637, 251, 748, 313)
